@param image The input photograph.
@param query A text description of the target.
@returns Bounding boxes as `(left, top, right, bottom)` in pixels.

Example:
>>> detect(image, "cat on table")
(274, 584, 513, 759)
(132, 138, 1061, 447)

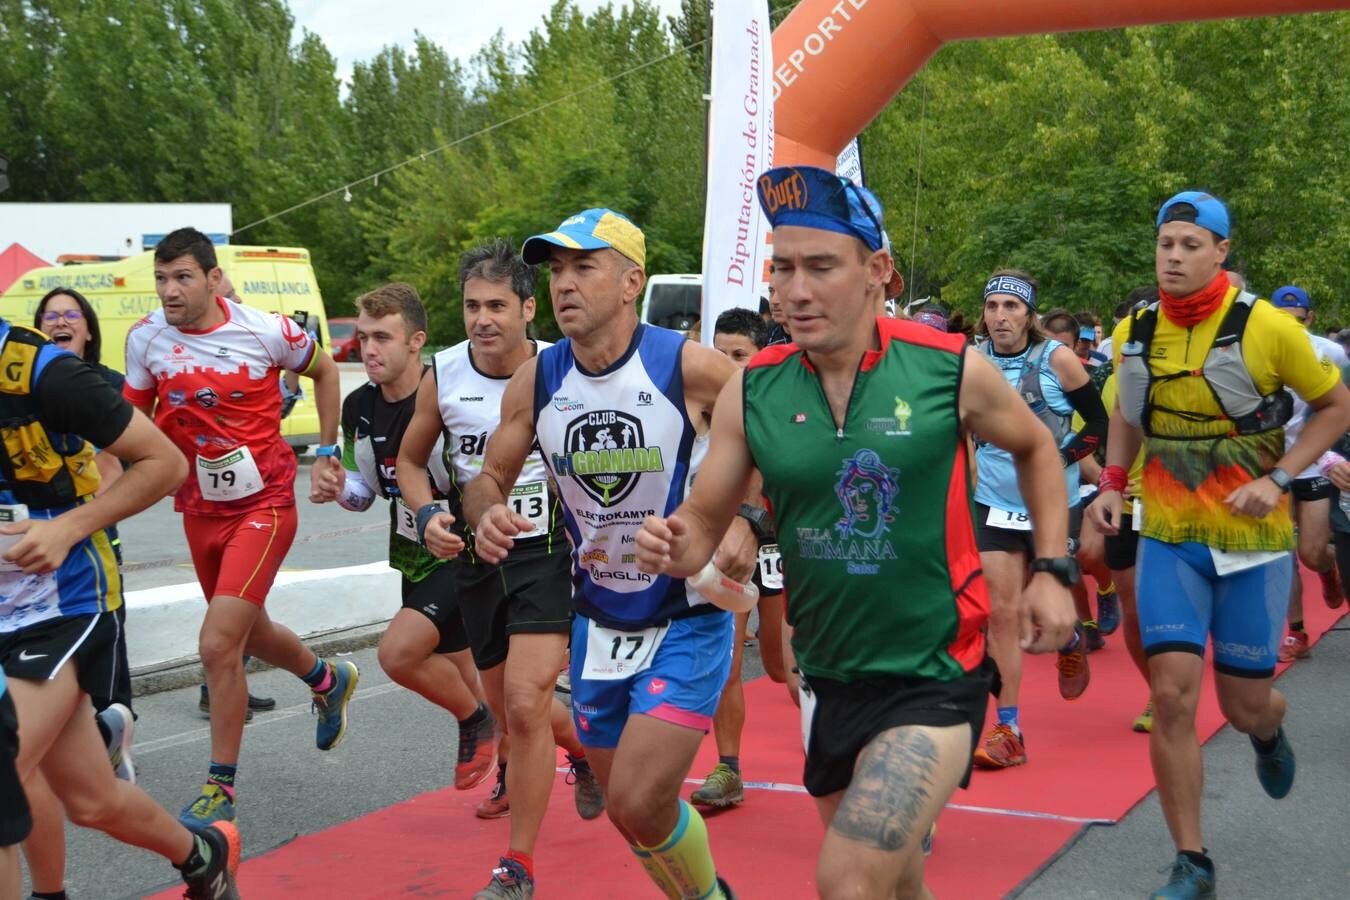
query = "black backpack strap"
(1211, 290, 1257, 349)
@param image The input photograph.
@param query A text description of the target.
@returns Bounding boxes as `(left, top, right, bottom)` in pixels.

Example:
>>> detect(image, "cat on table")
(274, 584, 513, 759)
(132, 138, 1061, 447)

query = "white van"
(639, 274, 702, 332)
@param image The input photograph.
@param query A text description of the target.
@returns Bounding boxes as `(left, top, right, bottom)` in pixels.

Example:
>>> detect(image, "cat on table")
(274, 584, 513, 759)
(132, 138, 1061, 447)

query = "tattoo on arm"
(829, 728, 940, 852)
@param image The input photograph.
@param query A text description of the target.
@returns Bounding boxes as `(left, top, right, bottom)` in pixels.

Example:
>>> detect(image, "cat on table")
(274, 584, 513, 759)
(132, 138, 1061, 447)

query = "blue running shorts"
(1136, 538, 1292, 678)
(569, 611, 733, 749)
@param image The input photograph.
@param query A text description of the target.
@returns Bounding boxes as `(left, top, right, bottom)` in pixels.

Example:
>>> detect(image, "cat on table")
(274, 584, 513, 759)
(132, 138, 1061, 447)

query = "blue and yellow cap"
(521, 208, 646, 269)
(756, 165, 885, 252)
(1157, 190, 1230, 239)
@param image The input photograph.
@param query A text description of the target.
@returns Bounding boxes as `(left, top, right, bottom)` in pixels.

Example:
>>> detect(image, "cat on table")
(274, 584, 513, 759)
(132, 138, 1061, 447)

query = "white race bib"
(581, 619, 665, 681)
(1210, 547, 1288, 577)
(508, 481, 549, 539)
(1131, 497, 1143, 532)
(757, 544, 783, 590)
(196, 447, 263, 502)
(986, 506, 1032, 531)
(0, 503, 29, 574)
(396, 498, 447, 543)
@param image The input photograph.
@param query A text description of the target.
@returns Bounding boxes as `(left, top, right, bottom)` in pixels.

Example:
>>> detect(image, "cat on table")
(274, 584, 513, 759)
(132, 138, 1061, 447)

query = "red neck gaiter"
(1159, 271, 1229, 328)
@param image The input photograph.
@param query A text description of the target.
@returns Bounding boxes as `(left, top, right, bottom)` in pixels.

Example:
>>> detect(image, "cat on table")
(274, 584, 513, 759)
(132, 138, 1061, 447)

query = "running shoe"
(1132, 698, 1154, 734)
(1057, 624, 1091, 700)
(474, 857, 534, 899)
(972, 724, 1027, 769)
(178, 784, 236, 830)
(313, 660, 359, 751)
(555, 670, 571, 694)
(1097, 590, 1121, 634)
(1320, 566, 1345, 609)
(180, 820, 242, 900)
(98, 702, 136, 783)
(1083, 620, 1105, 653)
(690, 763, 745, 810)
(921, 821, 937, 857)
(1149, 854, 1215, 900)
(455, 708, 500, 790)
(198, 685, 253, 722)
(716, 875, 737, 899)
(565, 752, 605, 820)
(1277, 630, 1311, 663)
(1252, 727, 1296, 799)
(477, 766, 511, 819)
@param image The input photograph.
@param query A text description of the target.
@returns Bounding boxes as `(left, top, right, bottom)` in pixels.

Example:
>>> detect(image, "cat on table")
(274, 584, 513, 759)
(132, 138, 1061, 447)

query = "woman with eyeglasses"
(21, 288, 137, 900)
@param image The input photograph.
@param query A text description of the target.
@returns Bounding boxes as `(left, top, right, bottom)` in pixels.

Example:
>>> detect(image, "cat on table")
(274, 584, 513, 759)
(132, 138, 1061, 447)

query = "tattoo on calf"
(830, 729, 939, 852)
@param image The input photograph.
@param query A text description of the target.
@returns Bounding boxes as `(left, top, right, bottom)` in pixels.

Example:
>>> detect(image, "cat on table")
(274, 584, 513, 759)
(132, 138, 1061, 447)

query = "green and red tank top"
(743, 317, 988, 683)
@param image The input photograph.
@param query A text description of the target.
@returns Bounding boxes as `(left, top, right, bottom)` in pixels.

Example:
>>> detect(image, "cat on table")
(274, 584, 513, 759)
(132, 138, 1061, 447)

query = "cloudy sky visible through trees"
(290, 0, 686, 85)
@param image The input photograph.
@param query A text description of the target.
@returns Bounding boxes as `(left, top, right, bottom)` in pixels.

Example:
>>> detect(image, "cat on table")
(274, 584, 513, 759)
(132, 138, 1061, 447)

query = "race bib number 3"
(757, 544, 783, 590)
(196, 447, 263, 502)
(396, 498, 447, 543)
(508, 481, 549, 538)
(987, 506, 1032, 531)
(581, 620, 664, 681)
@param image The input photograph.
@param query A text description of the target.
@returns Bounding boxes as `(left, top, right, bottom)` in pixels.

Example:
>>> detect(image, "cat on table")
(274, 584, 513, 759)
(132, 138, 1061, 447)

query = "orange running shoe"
(455, 707, 500, 790)
(476, 765, 511, 819)
(1057, 624, 1091, 700)
(972, 724, 1027, 769)
(1320, 567, 1345, 609)
(1277, 630, 1311, 663)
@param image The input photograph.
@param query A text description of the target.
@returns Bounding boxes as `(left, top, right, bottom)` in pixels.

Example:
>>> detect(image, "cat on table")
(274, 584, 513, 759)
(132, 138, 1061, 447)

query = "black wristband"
(414, 503, 443, 545)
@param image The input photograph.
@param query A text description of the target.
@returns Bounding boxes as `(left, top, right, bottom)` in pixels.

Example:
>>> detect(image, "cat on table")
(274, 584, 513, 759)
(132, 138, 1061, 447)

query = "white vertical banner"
(700, 0, 774, 347)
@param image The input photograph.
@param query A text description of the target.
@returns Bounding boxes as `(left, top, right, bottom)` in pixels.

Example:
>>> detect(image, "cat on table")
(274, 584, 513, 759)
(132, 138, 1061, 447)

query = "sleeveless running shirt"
(973, 338, 1080, 516)
(340, 369, 449, 581)
(743, 318, 989, 683)
(533, 325, 712, 629)
(433, 339, 566, 562)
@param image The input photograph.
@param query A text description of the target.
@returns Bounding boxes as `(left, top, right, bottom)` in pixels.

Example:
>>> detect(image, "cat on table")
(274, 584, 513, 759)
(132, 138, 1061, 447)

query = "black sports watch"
(1268, 467, 1293, 494)
(736, 504, 773, 541)
(1030, 556, 1081, 587)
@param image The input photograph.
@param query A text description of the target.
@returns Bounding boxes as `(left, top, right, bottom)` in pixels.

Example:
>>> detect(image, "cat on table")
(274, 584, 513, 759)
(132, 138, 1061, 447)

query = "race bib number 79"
(196, 447, 264, 503)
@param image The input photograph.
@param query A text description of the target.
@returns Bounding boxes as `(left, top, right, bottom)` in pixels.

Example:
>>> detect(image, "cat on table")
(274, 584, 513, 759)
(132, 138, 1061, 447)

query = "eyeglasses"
(41, 310, 84, 323)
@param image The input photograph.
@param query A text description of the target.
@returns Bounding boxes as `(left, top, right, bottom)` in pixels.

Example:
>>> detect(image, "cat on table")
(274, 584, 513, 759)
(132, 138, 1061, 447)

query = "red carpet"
(149, 570, 1344, 898)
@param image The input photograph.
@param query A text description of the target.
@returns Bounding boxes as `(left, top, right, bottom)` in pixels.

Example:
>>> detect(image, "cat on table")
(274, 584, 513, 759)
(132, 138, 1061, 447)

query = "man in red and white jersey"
(124, 228, 358, 830)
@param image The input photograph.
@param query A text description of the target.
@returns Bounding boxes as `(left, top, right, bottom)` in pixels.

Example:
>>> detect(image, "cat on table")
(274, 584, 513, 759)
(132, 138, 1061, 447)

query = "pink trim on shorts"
(647, 703, 712, 732)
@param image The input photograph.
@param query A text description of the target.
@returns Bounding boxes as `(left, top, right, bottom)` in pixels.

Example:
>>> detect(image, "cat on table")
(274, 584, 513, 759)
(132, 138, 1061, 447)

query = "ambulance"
(0, 245, 332, 451)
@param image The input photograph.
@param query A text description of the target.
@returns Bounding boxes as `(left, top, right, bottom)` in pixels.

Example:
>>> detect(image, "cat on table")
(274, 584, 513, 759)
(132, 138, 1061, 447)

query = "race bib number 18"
(986, 506, 1032, 531)
(196, 447, 264, 502)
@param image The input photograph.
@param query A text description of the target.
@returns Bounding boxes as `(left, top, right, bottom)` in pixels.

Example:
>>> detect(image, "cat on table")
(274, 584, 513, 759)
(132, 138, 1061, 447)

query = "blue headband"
(984, 275, 1037, 311)
(756, 166, 885, 252)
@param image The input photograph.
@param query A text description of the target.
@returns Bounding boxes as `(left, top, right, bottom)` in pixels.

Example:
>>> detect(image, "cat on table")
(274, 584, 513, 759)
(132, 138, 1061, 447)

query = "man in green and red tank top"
(635, 166, 1078, 898)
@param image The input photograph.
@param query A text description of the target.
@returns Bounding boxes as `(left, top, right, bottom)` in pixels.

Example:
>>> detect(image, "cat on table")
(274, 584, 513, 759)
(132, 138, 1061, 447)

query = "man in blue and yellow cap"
(1089, 191, 1350, 899)
(634, 165, 1076, 898)
(460, 207, 756, 900)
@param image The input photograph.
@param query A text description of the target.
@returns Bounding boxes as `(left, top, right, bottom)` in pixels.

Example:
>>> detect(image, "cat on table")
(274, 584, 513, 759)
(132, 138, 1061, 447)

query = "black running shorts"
(800, 657, 995, 798)
(1293, 476, 1336, 503)
(401, 563, 470, 655)
(89, 605, 133, 714)
(1103, 512, 1141, 572)
(0, 689, 31, 847)
(0, 611, 125, 701)
(975, 504, 1082, 557)
(458, 546, 573, 670)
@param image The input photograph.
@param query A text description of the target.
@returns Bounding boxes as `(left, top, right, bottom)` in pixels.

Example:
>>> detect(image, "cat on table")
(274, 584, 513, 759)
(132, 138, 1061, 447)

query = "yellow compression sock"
(630, 845, 682, 899)
(637, 800, 724, 899)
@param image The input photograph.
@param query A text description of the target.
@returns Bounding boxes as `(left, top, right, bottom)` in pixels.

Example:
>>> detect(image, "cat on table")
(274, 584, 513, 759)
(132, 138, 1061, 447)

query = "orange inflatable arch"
(772, 0, 1349, 168)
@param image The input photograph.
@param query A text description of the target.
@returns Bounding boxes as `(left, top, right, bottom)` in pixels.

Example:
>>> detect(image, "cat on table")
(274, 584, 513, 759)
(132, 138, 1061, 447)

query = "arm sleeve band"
(337, 469, 377, 512)
(1060, 382, 1109, 466)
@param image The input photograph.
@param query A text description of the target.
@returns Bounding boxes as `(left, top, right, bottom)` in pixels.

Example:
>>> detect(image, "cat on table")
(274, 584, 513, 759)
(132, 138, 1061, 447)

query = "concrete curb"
(130, 620, 389, 696)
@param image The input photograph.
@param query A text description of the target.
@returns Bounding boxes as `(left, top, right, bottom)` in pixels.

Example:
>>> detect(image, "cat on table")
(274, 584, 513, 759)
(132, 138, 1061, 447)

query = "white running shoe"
(98, 703, 136, 783)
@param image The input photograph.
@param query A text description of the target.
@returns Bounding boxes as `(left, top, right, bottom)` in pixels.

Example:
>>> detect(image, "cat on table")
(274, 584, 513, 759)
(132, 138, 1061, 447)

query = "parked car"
(328, 317, 359, 361)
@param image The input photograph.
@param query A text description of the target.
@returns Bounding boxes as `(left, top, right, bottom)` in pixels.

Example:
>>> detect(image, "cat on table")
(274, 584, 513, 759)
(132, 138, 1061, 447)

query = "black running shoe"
(180, 821, 241, 899)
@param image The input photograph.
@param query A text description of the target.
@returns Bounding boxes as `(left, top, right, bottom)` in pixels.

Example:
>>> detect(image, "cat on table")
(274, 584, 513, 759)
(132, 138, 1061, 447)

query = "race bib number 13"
(508, 481, 549, 538)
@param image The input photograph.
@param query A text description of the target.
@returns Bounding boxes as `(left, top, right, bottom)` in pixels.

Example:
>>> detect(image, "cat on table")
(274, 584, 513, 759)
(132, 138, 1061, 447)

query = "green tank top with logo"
(742, 318, 989, 683)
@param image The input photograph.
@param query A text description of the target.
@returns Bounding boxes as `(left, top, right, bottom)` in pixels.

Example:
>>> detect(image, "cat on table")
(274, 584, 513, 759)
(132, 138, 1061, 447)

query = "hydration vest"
(0, 323, 101, 510)
(981, 339, 1072, 445)
(1116, 291, 1293, 438)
